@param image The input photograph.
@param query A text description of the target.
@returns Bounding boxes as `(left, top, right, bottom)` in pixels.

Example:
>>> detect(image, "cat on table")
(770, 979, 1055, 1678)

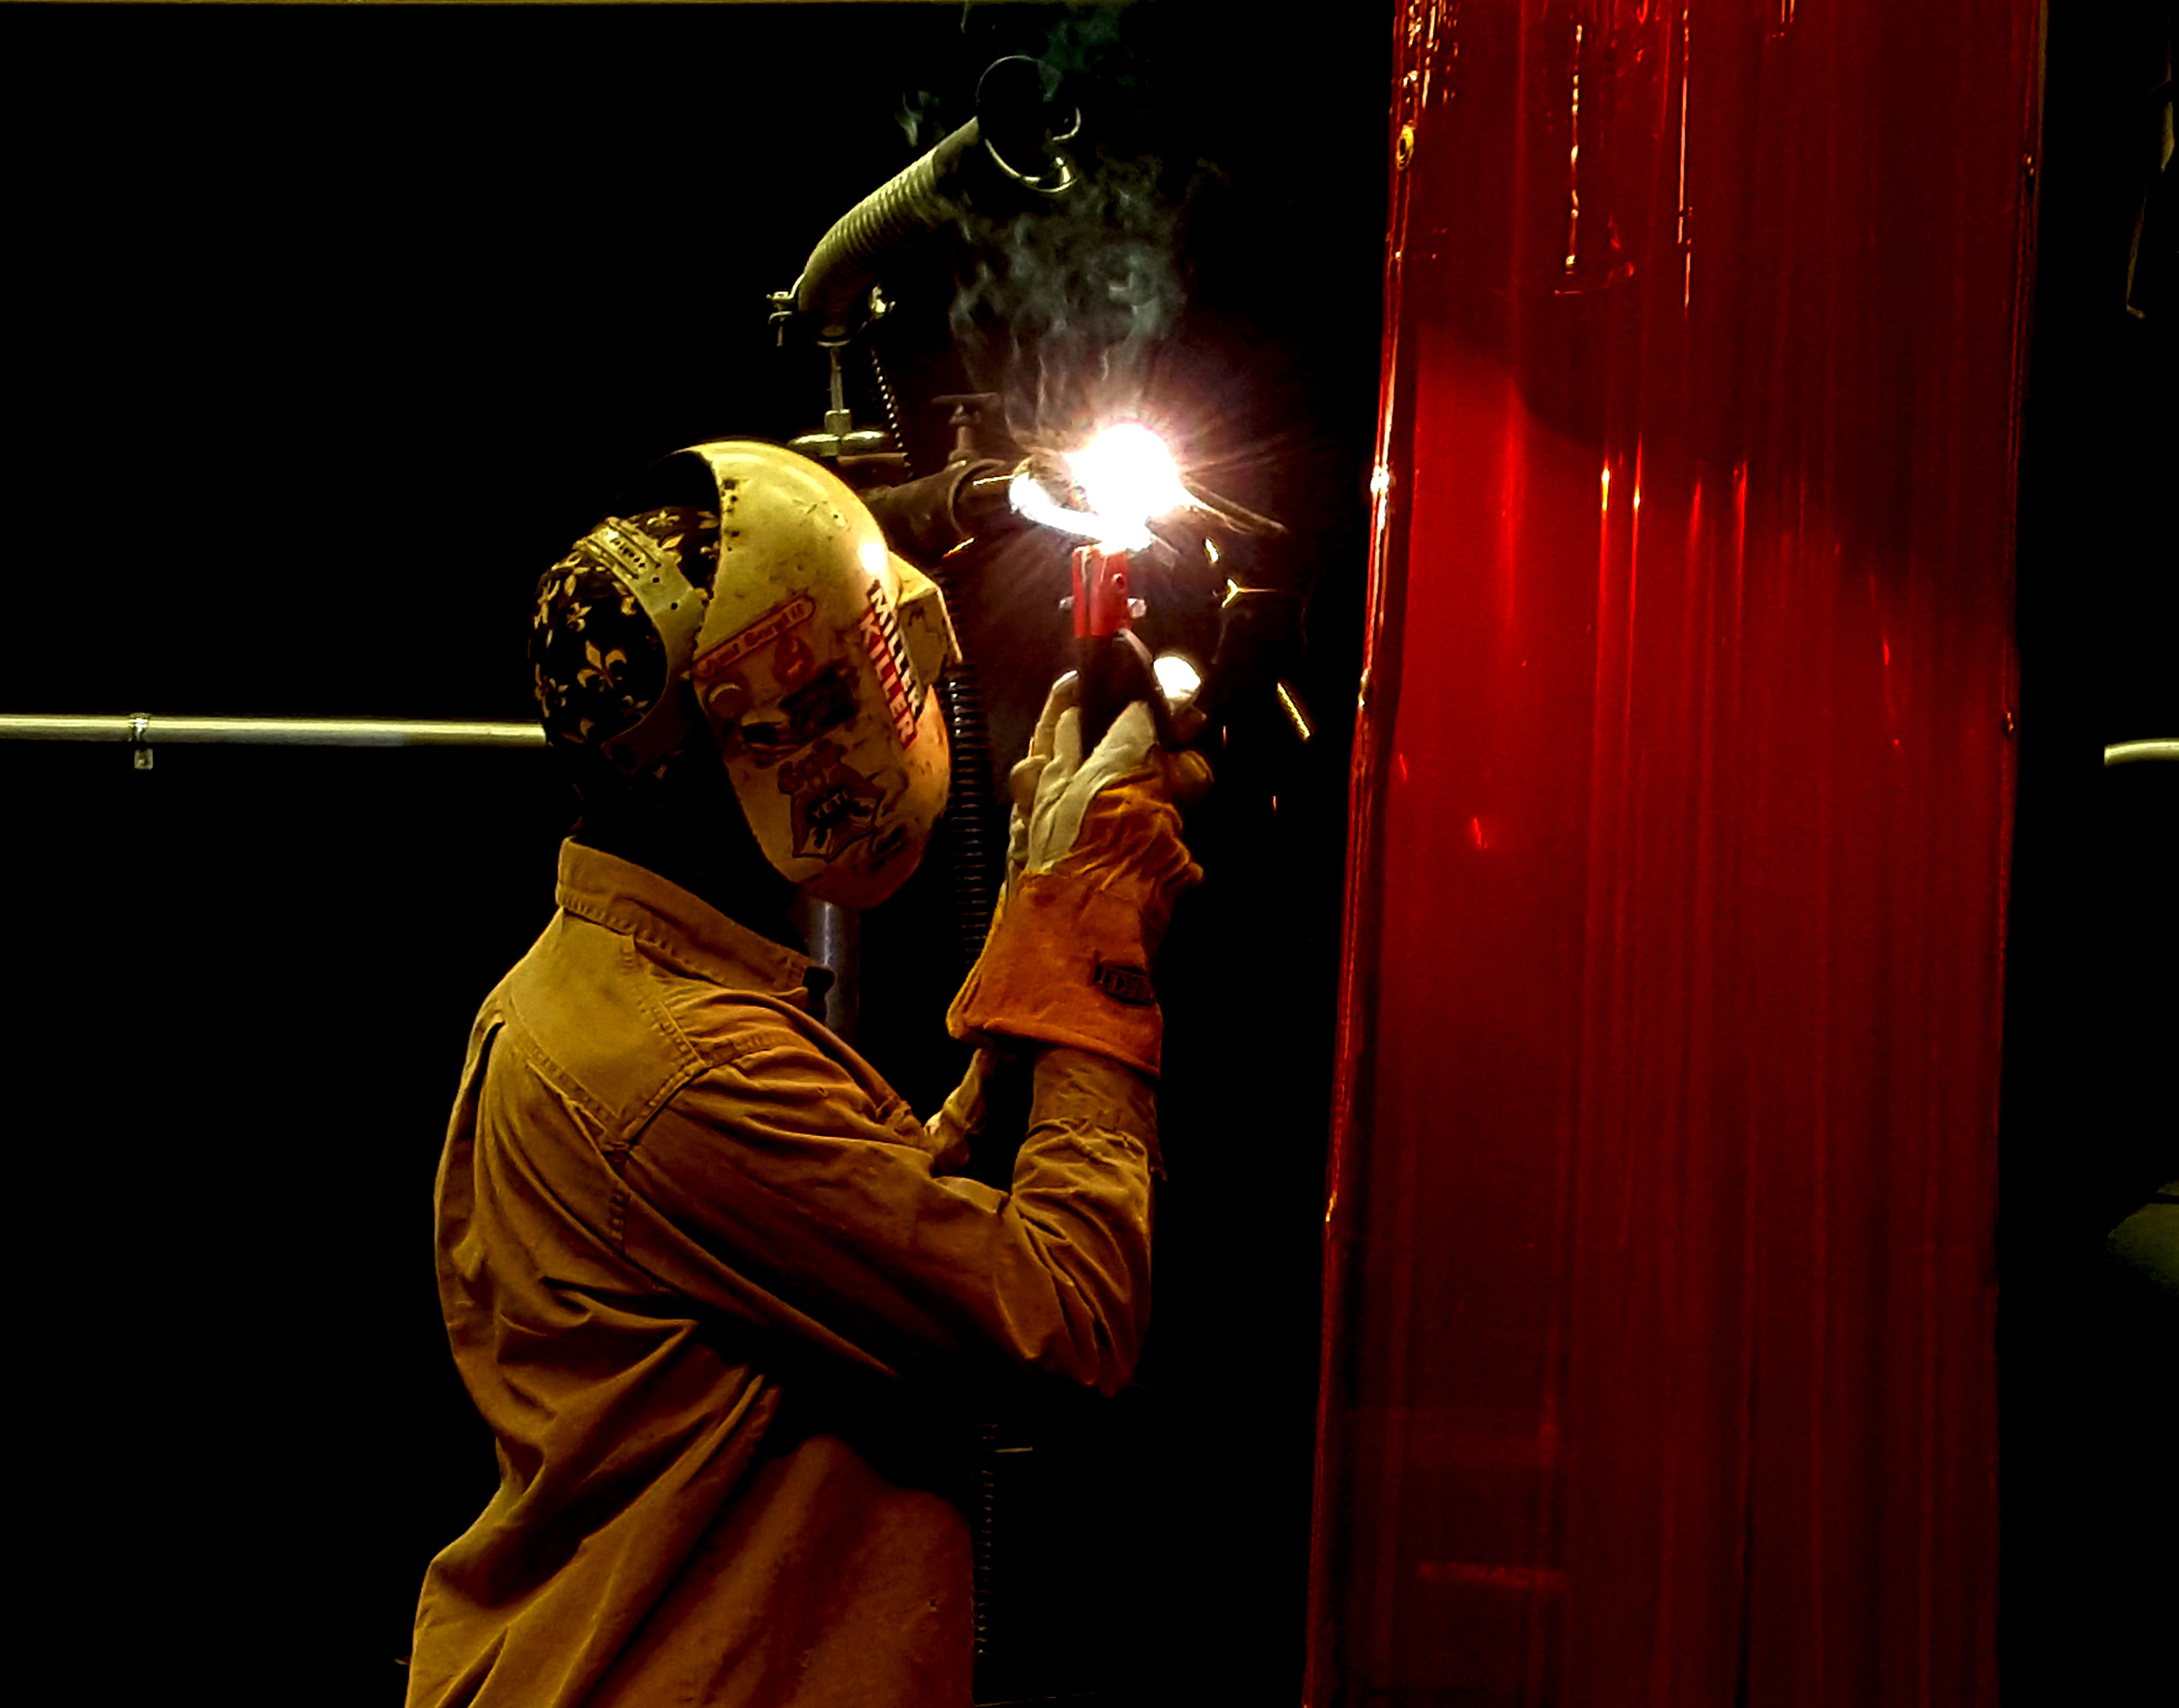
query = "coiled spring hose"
(928, 558, 1000, 971)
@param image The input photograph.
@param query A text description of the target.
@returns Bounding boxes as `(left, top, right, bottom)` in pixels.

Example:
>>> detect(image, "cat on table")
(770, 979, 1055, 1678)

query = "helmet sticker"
(738, 664, 860, 766)
(779, 739, 885, 862)
(857, 584, 921, 747)
(693, 594, 818, 684)
(771, 630, 817, 690)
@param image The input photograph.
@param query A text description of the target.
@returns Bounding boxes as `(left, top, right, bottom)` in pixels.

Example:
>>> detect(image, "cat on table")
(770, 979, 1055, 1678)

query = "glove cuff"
(947, 874, 1166, 1078)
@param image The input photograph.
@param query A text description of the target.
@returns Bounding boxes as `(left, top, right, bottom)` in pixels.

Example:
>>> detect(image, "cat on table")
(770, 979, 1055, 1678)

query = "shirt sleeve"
(619, 1022, 1158, 1396)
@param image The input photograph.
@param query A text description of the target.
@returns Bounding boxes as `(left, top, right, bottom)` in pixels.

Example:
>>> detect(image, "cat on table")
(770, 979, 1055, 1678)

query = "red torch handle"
(1070, 544, 1131, 640)
(1071, 544, 1161, 752)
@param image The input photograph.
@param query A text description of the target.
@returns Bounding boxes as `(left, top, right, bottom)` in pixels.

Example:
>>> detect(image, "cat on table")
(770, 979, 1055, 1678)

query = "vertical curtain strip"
(1312, 3, 2034, 1702)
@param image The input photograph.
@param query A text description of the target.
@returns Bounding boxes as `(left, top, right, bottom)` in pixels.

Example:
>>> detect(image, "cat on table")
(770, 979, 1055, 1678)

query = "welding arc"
(1010, 444, 1285, 550)
(792, 57, 1077, 342)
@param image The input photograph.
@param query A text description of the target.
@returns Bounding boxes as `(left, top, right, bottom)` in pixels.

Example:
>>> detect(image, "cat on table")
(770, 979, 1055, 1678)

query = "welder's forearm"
(1026, 1046, 1161, 1176)
(920, 1044, 1161, 1182)
(1002, 1044, 1159, 1392)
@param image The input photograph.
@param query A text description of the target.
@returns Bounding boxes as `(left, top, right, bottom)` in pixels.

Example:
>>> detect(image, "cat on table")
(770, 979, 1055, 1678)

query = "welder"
(402, 442, 1206, 1708)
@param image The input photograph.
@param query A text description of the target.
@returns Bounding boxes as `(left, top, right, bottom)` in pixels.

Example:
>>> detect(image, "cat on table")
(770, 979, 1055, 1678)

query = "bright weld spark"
(1068, 423, 1193, 534)
(1153, 653, 1203, 704)
(1008, 423, 1196, 551)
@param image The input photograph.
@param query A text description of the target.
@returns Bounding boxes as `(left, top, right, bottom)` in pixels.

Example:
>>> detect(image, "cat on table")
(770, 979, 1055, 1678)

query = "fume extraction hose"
(791, 55, 1076, 343)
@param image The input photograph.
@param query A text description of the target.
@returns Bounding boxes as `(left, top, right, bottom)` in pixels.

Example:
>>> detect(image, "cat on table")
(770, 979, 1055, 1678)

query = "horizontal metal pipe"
(12, 717, 2164, 765)
(0, 714, 545, 749)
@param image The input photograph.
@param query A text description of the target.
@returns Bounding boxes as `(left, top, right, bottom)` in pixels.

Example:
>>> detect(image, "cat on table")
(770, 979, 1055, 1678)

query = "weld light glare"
(1007, 470, 1112, 542)
(1153, 652, 1203, 707)
(1066, 424, 1193, 540)
(1007, 423, 1197, 552)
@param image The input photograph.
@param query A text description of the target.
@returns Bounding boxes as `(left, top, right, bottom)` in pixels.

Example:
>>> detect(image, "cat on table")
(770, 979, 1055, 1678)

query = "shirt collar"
(553, 838, 813, 1002)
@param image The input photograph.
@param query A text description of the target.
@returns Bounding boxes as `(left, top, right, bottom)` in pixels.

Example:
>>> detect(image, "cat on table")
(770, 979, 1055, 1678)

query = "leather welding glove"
(999, 672, 1076, 890)
(922, 680, 1092, 1163)
(948, 686, 1209, 1078)
(1002, 672, 1208, 884)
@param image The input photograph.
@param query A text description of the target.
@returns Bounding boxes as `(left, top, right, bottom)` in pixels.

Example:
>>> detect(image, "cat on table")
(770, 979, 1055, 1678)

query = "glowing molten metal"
(1007, 421, 1194, 550)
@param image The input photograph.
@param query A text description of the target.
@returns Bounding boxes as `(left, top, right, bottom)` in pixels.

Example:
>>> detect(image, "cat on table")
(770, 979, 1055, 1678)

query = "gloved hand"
(948, 677, 1209, 1078)
(922, 1045, 992, 1174)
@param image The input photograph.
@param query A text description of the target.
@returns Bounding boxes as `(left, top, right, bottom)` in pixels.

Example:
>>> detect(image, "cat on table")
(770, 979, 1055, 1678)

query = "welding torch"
(858, 418, 1299, 762)
(857, 450, 1171, 750)
(1006, 426, 1288, 753)
(1067, 540, 1166, 753)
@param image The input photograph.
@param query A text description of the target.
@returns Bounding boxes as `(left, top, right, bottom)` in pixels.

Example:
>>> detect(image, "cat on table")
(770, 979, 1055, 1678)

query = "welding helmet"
(532, 444, 959, 909)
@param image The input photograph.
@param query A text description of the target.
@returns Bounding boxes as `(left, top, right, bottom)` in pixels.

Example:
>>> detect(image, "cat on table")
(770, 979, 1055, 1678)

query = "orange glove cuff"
(946, 874, 1166, 1078)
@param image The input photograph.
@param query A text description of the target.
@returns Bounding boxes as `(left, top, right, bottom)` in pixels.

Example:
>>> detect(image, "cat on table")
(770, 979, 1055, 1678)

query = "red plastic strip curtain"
(1310, 4, 2035, 1704)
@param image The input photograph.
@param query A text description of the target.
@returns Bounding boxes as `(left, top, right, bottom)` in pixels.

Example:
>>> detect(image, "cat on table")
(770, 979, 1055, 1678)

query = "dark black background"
(3, 3, 2170, 1706)
(1, 4, 1384, 1704)
(2000, 4, 2176, 1705)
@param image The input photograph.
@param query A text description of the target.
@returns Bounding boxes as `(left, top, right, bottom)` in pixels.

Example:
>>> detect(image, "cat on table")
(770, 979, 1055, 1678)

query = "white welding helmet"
(681, 442, 959, 908)
(535, 443, 959, 909)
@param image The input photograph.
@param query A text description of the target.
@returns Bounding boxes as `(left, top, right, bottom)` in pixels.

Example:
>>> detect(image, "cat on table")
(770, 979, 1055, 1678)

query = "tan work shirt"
(406, 841, 1158, 1708)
